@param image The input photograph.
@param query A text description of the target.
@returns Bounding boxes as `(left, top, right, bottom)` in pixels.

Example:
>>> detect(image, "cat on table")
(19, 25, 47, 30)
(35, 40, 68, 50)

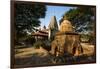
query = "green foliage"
(60, 7, 95, 33)
(33, 41, 45, 49)
(33, 40, 51, 50)
(80, 34, 95, 43)
(81, 34, 90, 40)
(14, 2, 46, 39)
(24, 35, 35, 45)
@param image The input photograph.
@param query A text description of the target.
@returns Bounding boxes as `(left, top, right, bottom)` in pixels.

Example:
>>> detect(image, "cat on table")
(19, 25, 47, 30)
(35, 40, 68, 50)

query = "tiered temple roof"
(31, 29, 48, 37)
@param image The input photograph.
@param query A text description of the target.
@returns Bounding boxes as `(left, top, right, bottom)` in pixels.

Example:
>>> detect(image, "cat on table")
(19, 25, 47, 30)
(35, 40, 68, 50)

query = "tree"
(14, 2, 46, 42)
(60, 6, 95, 34)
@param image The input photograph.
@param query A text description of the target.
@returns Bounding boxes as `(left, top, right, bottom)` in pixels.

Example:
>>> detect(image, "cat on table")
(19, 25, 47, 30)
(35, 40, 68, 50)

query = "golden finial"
(63, 15, 68, 20)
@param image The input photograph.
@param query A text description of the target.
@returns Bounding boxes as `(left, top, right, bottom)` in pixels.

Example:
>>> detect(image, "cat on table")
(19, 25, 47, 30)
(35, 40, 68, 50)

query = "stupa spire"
(63, 15, 68, 20)
(48, 16, 58, 30)
(60, 16, 73, 32)
(48, 16, 58, 40)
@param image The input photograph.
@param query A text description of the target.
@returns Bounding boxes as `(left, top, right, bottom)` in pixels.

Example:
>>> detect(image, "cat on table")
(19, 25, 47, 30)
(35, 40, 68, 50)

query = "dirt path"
(81, 43, 95, 55)
(15, 46, 49, 58)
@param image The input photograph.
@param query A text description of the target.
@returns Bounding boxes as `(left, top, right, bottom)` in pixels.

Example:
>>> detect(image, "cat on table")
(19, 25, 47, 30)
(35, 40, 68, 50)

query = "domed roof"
(60, 19, 73, 32)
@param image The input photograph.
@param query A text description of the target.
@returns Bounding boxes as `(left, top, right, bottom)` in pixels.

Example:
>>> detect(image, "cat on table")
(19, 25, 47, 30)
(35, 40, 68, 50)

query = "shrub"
(33, 40, 51, 51)
(33, 41, 45, 49)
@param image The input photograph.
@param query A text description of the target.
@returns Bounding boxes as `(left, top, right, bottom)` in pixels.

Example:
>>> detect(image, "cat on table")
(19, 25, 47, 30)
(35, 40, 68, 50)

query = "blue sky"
(39, 5, 75, 28)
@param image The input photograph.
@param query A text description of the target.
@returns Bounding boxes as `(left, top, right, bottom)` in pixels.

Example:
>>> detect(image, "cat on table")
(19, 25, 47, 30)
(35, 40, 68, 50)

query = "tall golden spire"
(60, 16, 73, 32)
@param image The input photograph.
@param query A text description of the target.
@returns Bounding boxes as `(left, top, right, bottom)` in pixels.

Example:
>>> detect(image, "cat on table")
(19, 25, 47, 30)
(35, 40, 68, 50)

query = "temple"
(48, 16, 58, 40)
(32, 15, 83, 56)
(31, 16, 58, 41)
(50, 16, 83, 56)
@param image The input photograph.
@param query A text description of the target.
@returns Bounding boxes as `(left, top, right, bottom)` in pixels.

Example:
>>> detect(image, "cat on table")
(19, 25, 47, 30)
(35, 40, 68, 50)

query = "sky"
(39, 5, 75, 29)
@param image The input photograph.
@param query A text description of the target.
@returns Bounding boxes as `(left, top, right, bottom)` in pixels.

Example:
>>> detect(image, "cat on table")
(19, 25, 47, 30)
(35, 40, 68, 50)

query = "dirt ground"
(15, 46, 49, 58)
(81, 43, 95, 56)
(14, 43, 96, 67)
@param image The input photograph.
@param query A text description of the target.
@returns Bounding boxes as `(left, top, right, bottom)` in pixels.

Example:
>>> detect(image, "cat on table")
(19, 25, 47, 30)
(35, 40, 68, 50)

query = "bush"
(24, 36, 35, 45)
(33, 41, 45, 49)
(33, 40, 51, 51)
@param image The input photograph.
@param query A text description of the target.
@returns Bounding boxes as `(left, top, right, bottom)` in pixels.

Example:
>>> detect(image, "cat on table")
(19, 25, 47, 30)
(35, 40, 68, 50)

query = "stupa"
(48, 16, 58, 41)
(60, 16, 73, 32)
(50, 16, 83, 56)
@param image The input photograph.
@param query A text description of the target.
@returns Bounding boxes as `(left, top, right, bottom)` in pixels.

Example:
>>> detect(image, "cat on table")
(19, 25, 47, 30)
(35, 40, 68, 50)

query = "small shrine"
(31, 27, 48, 41)
(32, 16, 58, 41)
(50, 16, 83, 56)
